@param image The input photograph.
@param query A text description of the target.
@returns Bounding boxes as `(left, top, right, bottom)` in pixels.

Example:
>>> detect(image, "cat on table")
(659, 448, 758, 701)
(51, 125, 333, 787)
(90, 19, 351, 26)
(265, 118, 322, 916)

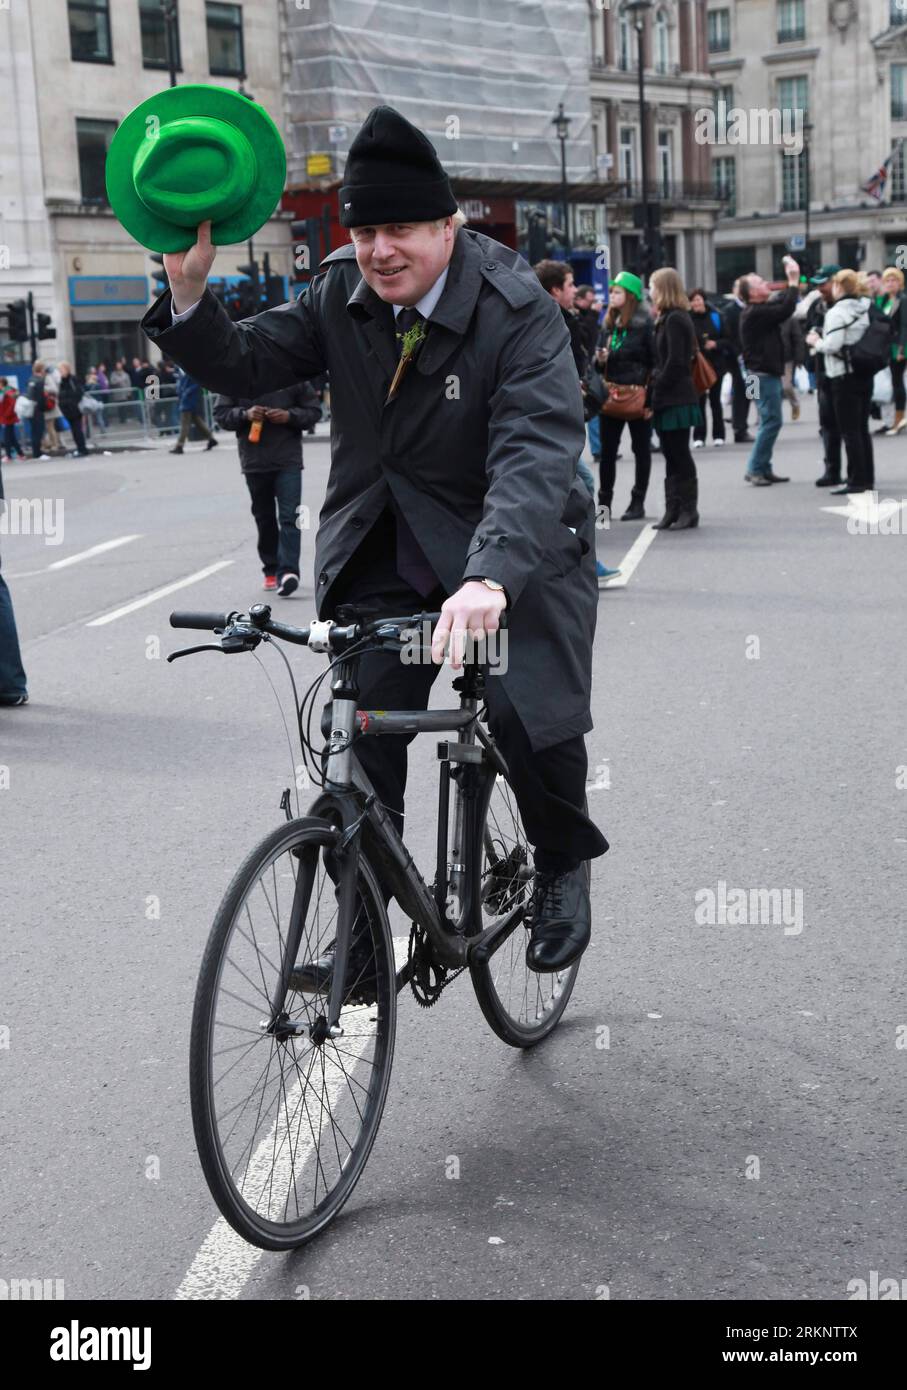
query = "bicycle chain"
(407, 921, 467, 1008)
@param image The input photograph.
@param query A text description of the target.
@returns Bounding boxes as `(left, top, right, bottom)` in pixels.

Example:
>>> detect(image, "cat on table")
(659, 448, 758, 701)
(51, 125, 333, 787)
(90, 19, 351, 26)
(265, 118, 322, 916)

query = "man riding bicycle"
(142, 105, 608, 974)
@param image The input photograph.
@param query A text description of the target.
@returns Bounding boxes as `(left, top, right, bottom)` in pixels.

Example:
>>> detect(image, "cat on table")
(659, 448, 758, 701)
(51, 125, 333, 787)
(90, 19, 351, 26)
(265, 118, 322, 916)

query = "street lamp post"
(803, 120, 814, 282)
(162, 0, 178, 88)
(552, 103, 572, 261)
(626, 0, 653, 281)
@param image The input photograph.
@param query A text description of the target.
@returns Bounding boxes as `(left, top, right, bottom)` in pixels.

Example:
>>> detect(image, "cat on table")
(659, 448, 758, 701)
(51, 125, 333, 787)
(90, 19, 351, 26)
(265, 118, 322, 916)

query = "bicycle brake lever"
(166, 643, 226, 662)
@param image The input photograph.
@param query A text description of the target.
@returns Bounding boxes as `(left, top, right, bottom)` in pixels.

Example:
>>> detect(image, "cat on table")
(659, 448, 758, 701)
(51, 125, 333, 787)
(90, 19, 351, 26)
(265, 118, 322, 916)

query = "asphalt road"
(1, 398, 904, 1301)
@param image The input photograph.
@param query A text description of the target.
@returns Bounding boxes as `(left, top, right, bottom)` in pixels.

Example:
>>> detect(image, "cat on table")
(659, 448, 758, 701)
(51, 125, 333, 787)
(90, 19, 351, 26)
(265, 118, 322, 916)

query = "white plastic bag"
(873, 368, 893, 405)
(14, 394, 34, 420)
(80, 394, 103, 414)
(794, 365, 810, 393)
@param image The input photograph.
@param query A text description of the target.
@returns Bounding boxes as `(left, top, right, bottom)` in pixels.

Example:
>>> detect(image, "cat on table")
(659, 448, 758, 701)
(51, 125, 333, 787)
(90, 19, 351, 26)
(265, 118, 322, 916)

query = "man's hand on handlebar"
(431, 581, 506, 672)
(164, 219, 217, 313)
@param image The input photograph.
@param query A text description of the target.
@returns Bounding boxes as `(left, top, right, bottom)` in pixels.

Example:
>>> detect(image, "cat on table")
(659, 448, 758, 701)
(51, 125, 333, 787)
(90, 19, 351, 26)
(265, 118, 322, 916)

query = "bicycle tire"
(189, 816, 396, 1250)
(469, 776, 588, 1048)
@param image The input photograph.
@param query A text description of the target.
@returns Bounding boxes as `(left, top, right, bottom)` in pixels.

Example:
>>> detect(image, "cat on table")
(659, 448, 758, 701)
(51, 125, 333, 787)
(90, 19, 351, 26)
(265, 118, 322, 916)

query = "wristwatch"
(480, 578, 505, 593)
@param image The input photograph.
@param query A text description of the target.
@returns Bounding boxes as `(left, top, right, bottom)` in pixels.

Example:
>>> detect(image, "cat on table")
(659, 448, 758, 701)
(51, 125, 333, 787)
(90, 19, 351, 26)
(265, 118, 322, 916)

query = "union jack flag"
(862, 142, 905, 202)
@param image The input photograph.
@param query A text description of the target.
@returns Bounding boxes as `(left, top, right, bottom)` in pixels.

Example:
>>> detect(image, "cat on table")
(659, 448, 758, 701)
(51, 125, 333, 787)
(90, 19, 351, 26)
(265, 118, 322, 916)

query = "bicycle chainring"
(408, 922, 463, 1008)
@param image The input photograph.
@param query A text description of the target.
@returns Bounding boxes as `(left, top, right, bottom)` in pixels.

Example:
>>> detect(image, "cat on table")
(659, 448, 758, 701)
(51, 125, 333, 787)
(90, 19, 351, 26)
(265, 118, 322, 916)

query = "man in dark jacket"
(721, 283, 752, 443)
(214, 382, 321, 596)
(141, 105, 607, 975)
(740, 257, 801, 483)
(25, 362, 51, 460)
(0, 455, 28, 705)
(170, 368, 217, 454)
(533, 259, 588, 375)
(573, 284, 602, 362)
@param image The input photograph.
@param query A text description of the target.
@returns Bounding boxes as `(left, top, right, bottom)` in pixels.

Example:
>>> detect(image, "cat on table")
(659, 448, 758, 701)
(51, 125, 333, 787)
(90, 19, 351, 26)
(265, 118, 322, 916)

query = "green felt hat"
(612, 270, 644, 301)
(105, 85, 286, 253)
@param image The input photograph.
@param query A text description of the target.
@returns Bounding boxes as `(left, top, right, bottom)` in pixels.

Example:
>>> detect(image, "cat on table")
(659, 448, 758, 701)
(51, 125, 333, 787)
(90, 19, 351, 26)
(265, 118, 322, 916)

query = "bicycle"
(169, 601, 590, 1251)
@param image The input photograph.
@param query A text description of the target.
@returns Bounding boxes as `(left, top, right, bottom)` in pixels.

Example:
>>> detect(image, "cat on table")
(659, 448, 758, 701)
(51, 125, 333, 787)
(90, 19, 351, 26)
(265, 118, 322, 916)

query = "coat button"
(497, 535, 508, 546)
(483, 262, 497, 271)
(351, 516, 364, 529)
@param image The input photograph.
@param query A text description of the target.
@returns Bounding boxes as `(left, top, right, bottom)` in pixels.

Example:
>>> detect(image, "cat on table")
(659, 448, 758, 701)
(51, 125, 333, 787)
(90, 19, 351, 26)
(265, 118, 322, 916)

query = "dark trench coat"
(141, 228, 598, 753)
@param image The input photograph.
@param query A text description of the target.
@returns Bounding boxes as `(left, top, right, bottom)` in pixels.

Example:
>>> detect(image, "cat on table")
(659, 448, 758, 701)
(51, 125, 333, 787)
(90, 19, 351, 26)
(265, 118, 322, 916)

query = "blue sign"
(69, 276, 149, 307)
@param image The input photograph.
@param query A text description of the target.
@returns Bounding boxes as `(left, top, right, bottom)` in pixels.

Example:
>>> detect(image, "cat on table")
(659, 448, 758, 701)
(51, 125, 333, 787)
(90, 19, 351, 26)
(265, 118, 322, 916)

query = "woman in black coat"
(648, 269, 701, 530)
(56, 362, 89, 457)
(689, 289, 726, 447)
(595, 270, 655, 520)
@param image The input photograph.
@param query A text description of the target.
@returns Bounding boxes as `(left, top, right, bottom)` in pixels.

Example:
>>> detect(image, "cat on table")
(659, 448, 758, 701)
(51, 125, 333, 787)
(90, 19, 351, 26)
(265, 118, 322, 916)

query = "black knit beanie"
(339, 106, 457, 228)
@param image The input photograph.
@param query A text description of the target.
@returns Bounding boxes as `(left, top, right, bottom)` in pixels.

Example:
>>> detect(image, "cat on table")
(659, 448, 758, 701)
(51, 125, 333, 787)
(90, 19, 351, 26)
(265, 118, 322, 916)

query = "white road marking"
(175, 937, 410, 1300)
(48, 534, 141, 570)
(820, 493, 907, 527)
(602, 523, 659, 589)
(85, 560, 234, 626)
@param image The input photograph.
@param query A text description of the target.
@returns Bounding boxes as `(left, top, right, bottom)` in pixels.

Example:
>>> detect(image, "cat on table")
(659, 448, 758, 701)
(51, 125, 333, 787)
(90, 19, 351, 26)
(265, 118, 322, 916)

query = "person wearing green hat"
(137, 103, 608, 979)
(593, 270, 654, 521)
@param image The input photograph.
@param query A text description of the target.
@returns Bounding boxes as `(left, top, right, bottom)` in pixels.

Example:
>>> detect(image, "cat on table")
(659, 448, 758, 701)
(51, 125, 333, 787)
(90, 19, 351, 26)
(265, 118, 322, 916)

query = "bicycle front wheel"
(189, 817, 396, 1250)
(469, 773, 587, 1048)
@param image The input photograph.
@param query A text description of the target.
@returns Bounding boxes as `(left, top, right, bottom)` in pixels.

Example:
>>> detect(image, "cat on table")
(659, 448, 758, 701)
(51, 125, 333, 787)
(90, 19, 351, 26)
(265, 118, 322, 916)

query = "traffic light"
(36, 312, 56, 341)
(149, 253, 168, 297)
(7, 299, 28, 342)
(290, 218, 320, 279)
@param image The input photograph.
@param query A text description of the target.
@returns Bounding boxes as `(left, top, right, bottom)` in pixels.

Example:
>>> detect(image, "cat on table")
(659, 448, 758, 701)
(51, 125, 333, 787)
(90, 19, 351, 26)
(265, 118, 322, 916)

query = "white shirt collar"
(392, 265, 450, 321)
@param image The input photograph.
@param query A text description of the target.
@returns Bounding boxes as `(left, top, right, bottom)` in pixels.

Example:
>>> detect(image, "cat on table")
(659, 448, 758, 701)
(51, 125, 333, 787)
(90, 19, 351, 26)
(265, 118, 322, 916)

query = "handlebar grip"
(169, 611, 233, 631)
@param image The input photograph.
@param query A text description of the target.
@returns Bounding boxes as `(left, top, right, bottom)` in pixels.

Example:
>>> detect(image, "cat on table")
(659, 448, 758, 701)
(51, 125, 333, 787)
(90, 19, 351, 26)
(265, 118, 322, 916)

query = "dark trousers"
(817, 376, 842, 477)
(30, 409, 44, 457)
(244, 468, 302, 576)
(660, 427, 697, 482)
(0, 563, 27, 699)
(891, 358, 906, 413)
(694, 380, 726, 442)
(832, 375, 874, 490)
(176, 409, 214, 445)
(598, 414, 652, 509)
(67, 412, 87, 455)
(328, 532, 608, 867)
(729, 357, 751, 438)
(2, 424, 24, 456)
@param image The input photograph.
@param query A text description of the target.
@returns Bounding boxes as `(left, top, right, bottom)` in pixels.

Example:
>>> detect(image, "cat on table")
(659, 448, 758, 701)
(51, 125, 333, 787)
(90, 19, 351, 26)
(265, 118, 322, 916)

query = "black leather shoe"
(290, 929, 378, 1006)
(765, 472, 789, 483)
(735, 432, 754, 444)
(525, 864, 591, 974)
(745, 472, 772, 486)
(815, 473, 841, 487)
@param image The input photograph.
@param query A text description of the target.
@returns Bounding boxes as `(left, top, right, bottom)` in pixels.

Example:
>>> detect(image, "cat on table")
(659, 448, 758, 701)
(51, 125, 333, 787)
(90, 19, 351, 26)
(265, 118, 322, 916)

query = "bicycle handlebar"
(170, 611, 237, 631)
(168, 604, 506, 653)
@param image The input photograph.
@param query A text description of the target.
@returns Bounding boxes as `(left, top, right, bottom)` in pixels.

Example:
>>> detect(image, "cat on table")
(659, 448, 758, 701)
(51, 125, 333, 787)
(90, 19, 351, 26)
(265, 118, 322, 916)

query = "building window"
(714, 84, 735, 140)
(777, 0, 806, 43)
(657, 130, 673, 196)
(714, 155, 736, 216)
(619, 125, 636, 183)
(708, 8, 731, 54)
(780, 150, 807, 212)
(777, 75, 809, 123)
(140, 0, 181, 71)
(654, 9, 670, 72)
(76, 118, 117, 203)
(891, 0, 907, 27)
(716, 246, 756, 294)
(207, 2, 244, 77)
(618, 8, 633, 71)
(892, 65, 907, 120)
(68, 0, 113, 63)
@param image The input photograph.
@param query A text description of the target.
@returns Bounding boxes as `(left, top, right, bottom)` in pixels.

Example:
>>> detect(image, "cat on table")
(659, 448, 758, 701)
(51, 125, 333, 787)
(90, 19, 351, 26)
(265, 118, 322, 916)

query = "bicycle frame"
(305, 650, 526, 1030)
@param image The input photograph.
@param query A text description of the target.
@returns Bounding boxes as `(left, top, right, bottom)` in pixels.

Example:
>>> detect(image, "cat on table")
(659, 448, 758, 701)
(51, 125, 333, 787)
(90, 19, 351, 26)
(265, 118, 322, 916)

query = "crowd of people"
(532, 253, 904, 577)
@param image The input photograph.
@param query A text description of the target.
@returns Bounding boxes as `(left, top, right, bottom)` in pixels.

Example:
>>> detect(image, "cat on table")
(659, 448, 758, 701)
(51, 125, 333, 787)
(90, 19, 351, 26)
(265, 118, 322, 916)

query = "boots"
(653, 477, 699, 531)
(621, 490, 646, 521)
(652, 476, 681, 530)
(672, 477, 699, 529)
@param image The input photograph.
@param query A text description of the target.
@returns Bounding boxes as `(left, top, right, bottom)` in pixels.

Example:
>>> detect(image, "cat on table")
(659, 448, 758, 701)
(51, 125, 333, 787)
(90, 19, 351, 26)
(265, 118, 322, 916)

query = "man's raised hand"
(163, 220, 217, 313)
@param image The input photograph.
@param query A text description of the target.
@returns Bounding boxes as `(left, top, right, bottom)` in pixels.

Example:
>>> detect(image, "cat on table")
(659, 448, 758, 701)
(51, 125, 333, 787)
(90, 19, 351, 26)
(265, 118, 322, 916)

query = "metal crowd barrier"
(78, 384, 216, 448)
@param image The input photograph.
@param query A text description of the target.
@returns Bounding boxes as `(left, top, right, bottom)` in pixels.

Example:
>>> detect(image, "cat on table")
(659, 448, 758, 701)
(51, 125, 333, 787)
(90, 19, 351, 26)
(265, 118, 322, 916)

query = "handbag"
(15, 395, 35, 420)
(601, 381, 647, 420)
(691, 351, 718, 396)
(581, 368, 609, 421)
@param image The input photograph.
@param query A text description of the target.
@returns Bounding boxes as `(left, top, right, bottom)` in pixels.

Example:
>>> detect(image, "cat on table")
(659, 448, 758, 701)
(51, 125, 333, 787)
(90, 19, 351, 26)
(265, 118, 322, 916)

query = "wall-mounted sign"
(328, 126, 348, 144)
(306, 153, 333, 176)
(68, 276, 149, 307)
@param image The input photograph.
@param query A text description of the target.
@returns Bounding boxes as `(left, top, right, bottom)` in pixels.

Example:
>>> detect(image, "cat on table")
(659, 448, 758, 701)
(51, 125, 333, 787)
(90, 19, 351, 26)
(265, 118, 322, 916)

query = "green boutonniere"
(386, 318, 428, 404)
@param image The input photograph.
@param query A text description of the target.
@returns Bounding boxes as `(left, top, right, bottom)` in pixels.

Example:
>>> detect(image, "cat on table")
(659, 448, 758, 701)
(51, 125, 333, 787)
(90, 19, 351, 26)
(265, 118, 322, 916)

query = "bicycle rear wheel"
(469, 772, 587, 1048)
(189, 817, 396, 1250)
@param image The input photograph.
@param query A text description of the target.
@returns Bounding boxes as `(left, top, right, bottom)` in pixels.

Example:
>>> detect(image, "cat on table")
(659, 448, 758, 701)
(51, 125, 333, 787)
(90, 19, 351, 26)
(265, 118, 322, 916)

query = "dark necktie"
(390, 306, 439, 597)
